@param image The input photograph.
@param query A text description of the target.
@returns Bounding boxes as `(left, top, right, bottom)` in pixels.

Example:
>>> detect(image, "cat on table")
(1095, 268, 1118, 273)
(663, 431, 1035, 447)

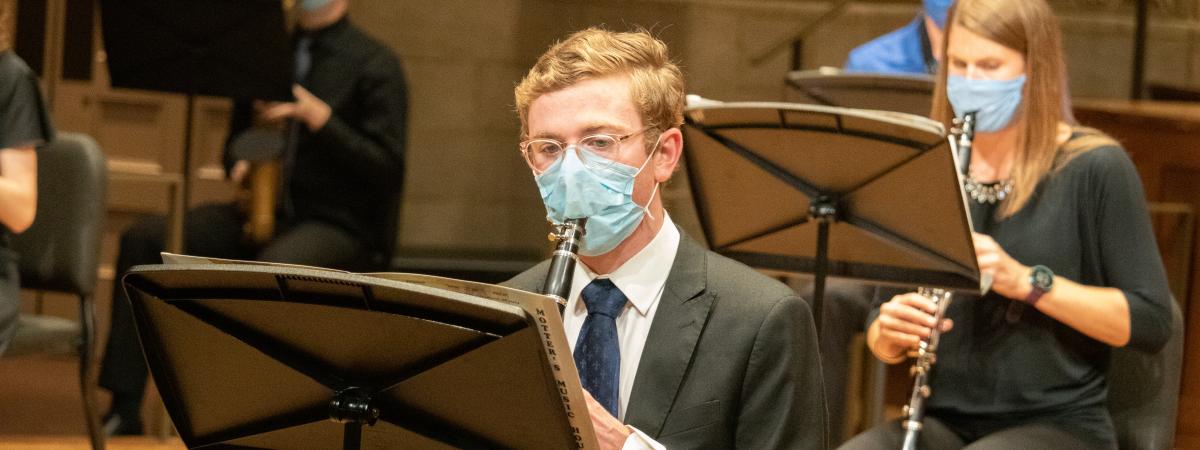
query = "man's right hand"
(252, 85, 332, 132)
(581, 389, 633, 450)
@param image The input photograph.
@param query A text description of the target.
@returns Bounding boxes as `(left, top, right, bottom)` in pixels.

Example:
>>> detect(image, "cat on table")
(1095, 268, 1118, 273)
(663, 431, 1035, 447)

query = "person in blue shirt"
(845, 0, 953, 74)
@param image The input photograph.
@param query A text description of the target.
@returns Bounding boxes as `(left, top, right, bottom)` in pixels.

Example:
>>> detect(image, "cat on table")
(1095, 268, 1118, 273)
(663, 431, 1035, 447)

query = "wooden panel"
(189, 96, 236, 207)
(92, 89, 187, 174)
(106, 173, 180, 216)
(49, 81, 93, 135)
(1075, 99, 1200, 446)
(1149, 203, 1195, 310)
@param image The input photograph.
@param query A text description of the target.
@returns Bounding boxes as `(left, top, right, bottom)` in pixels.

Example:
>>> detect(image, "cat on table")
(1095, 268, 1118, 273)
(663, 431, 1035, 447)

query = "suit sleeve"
(737, 294, 828, 449)
(309, 50, 407, 191)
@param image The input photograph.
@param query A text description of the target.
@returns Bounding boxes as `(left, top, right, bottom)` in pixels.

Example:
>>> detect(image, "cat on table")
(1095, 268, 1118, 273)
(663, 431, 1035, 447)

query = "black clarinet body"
(541, 219, 585, 311)
(901, 288, 953, 450)
(954, 112, 976, 176)
(901, 113, 976, 450)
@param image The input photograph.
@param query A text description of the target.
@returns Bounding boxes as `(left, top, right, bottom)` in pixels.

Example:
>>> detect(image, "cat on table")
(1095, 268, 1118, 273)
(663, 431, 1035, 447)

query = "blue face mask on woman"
(535, 139, 660, 256)
(299, 0, 333, 12)
(946, 74, 1027, 132)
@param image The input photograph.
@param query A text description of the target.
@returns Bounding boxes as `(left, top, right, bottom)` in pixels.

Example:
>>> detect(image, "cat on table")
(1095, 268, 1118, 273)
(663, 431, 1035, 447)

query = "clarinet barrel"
(541, 219, 585, 308)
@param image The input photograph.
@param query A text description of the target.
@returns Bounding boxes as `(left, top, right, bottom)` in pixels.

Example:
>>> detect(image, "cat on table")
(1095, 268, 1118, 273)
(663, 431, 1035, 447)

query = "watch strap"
(1024, 265, 1053, 305)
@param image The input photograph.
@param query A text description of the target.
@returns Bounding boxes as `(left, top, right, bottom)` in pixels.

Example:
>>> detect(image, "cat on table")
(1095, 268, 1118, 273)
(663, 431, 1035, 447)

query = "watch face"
(1032, 266, 1054, 291)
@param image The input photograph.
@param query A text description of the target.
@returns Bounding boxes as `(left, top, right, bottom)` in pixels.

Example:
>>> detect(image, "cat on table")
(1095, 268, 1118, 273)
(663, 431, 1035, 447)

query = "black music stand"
(682, 101, 979, 331)
(100, 0, 294, 251)
(786, 69, 935, 117)
(122, 263, 592, 449)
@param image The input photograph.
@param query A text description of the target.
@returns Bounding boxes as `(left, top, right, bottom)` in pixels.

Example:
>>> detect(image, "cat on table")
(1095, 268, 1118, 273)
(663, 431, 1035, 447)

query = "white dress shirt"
(564, 214, 678, 450)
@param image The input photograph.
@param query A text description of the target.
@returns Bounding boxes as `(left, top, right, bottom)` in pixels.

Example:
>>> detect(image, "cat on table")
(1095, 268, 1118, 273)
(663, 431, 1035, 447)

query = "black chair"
(6, 132, 108, 449)
(1107, 298, 1185, 450)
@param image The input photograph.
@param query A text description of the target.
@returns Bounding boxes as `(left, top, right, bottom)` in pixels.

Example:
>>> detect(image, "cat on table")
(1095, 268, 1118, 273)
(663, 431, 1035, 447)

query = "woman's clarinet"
(900, 113, 975, 450)
(541, 219, 586, 312)
(900, 287, 953, 450)
(953, 112, 976, 175)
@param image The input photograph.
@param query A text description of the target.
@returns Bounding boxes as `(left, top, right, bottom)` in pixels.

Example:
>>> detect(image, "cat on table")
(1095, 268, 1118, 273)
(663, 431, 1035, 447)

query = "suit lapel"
(624, 232, 713, 436)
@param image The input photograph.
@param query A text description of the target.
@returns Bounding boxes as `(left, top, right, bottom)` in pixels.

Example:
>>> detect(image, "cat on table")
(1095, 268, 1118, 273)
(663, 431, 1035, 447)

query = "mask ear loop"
(641, 183, 660, 221)
(633, 133, 664, 221)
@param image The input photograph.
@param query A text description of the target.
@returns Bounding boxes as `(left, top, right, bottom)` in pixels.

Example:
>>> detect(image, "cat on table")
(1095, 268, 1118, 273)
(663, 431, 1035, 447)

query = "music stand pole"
(329, 387, 378, 450)
(1131, 0, 1148, 100)
(811, 198, 836, 332)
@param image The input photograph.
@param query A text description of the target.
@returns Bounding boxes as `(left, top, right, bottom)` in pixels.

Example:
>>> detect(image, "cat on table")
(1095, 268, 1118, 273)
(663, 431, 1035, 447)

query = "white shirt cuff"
(621, 425, 667, 450)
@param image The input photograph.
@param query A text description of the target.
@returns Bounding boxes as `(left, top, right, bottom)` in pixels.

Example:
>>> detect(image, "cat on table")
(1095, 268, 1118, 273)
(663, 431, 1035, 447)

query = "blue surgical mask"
(535, 140, 660, 256)
(299, 0, 333, 12)
(946, 74, 1027, 132)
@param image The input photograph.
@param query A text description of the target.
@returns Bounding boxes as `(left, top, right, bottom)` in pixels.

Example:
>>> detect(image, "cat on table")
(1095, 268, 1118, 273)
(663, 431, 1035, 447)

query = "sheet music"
(160, 252, 348, 272)
(159, 252, 598, 448)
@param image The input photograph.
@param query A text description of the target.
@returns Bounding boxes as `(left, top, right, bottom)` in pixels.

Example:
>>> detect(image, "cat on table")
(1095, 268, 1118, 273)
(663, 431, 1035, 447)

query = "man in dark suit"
(505, 28, 826, 449)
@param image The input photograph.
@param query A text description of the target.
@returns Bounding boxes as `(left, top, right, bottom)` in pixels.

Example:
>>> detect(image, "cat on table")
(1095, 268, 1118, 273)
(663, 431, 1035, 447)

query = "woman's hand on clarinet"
(874, 292, 954, 360)
(973, 232, 1033, 301)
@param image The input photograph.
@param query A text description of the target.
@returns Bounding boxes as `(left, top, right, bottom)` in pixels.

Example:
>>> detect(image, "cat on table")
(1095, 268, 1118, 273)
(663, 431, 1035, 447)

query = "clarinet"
(900, 288, 953, 450)
(541, 219, 586, 312)
(900, 113, 975, 450)
(954, 112, 976, 177)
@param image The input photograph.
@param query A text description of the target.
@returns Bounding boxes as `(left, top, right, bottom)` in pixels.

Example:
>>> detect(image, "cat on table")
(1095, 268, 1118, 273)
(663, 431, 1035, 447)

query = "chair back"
(1107, 298, 1185, 450)
(9, 132, 107, 296)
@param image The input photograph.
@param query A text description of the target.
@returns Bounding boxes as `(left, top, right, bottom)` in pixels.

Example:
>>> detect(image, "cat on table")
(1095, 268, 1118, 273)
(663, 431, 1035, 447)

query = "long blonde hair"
(931, 0, 1113, 218)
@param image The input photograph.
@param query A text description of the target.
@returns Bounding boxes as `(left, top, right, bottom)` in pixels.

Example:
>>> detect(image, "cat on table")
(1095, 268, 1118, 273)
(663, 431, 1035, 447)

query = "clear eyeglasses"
(520, 127, 652, 173)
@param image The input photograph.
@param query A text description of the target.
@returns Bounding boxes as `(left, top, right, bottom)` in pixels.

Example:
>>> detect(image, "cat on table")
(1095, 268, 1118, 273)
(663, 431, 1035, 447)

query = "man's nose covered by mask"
(535, 143, 660, 256)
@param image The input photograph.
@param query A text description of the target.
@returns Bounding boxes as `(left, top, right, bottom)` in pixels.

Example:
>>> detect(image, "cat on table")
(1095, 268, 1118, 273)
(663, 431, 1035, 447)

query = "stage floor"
(0, 436, 184, 449)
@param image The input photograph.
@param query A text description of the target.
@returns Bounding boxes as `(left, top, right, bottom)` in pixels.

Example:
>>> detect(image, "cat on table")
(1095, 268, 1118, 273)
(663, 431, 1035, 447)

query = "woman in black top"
(0, 18, 51, 353)
(841, 0, 1173, 449)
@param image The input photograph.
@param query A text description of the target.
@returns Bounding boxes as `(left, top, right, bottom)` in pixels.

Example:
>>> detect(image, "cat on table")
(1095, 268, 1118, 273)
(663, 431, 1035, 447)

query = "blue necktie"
(574, 278, 627, 417)
(280, 36, 313, 219)
(294, 36, 313, 83)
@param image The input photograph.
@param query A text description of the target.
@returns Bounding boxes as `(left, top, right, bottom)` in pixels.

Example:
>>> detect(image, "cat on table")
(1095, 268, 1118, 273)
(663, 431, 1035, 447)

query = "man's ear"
(653, 127, 683, 183)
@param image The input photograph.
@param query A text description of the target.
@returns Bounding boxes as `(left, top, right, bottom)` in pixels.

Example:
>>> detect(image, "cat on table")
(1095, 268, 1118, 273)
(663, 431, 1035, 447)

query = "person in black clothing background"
(841, 0, 1173, 449)
(98, 0, 407, 435)
(0, 15, 51, 355)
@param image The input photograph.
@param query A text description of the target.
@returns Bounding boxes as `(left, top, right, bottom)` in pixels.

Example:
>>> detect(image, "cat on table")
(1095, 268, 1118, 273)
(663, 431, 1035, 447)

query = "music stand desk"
(124, 263, 595, 449)
(100, 0, 294, 253)
(786, 70, 935, 117)
(682, 101, 980, 330)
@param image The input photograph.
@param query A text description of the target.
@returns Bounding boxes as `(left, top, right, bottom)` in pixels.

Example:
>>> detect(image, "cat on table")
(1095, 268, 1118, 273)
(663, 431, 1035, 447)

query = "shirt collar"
(298, 15, 350, 46)
(575, 213, 680, 316)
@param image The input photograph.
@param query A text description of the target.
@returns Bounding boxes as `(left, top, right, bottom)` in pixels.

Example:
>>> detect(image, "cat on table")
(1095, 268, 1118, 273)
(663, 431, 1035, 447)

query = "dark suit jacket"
(504, 232, 827, 449)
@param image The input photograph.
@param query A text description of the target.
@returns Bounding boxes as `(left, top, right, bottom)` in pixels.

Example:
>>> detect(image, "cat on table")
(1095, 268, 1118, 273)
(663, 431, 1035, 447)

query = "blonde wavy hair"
(931, 0, 1117, 218)
(514, 27, 685, 151)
